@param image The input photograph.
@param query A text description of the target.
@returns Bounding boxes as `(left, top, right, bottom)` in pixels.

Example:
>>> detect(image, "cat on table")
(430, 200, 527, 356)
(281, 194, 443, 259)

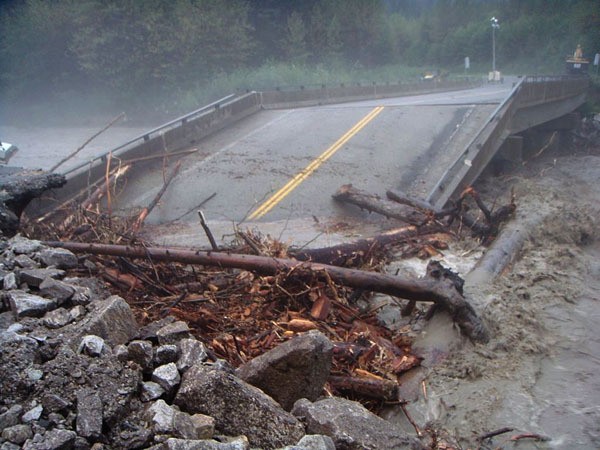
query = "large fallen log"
(44, 241, 489, 343)
(333, 184, 428, 225)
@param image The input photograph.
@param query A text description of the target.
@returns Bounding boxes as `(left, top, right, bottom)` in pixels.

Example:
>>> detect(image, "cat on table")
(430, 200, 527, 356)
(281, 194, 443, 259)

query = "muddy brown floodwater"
(382, 153, 600, 449)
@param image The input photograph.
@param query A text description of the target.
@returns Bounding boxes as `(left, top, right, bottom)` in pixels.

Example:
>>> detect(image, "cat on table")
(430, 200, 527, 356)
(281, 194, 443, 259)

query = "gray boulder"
(152, 362, 181, 395)
(22, 428, 77, 450)
(175, 364, 304, 449)
(39, 278, 75, 305)
(21, 405, 42, 423)
(14, 254, 37, 269)
(157, 321, 193, 345)
(236, 330, 333, 411)
(1, 424, 33, 445)
(77, 335, 106, 356)
(0, 405, 24, 430)
(8, 236, 42, 255)
(3, 272, 18, 290)
(19, 268, 65, 288)
(128, 339, 154, 371)
(284, 434, 336, 450)
(163, 436, 249, 450)
(5, 291, 57, 318)
(40, 394, 71, 414)
(141, 381, 165, 402)
(173, 411, 215, 440)
(75, 295, 138, 346)
(38, 247, 78, 269)
(145, 399, 177, 434)
(291, 398, 423, 450)
(154, 344, 179, 366)
(177, 338, 208, 372)
(43, 307, 72, 329)
(76, 388, 103, 439)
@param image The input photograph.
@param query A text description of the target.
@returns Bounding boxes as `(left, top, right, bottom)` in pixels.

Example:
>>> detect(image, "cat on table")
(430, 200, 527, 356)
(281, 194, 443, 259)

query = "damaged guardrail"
(427, 76, 589, 210)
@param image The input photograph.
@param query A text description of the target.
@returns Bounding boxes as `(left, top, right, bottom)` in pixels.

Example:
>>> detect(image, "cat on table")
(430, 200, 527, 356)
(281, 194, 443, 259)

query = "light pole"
(490, 17, 499, 73)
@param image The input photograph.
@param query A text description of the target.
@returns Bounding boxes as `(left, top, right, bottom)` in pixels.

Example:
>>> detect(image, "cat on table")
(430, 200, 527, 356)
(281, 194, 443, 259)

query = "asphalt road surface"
(2, 81, 515, 246)
(116, 82, 514, 245)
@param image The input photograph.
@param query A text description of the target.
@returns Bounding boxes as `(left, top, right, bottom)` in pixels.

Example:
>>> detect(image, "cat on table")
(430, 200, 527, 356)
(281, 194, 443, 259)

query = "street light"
(490, 17, 500, 73)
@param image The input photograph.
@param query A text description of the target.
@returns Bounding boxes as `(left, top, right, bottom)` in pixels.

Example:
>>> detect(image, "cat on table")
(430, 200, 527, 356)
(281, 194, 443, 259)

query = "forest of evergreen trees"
(1, 0, 598, 112)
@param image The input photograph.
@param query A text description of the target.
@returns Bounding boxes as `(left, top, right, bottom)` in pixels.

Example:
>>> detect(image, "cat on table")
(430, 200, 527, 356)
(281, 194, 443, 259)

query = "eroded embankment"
(397, 154, 600, 449)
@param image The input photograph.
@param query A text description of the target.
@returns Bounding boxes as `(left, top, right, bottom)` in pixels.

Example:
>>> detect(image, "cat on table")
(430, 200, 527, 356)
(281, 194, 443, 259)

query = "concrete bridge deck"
(18, 76, 589, 247)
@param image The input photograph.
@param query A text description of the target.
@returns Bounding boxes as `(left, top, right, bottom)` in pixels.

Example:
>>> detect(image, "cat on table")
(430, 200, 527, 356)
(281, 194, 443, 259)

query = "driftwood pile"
(23, 158, 518, 407)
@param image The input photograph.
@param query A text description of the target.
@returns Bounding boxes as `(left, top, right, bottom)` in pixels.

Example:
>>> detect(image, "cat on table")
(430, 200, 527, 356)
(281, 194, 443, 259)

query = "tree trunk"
(333, 184, 427, 225)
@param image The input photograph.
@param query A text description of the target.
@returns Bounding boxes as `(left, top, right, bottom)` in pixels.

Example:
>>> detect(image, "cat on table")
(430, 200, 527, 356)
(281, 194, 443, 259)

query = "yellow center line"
(248, 106, 385, 220)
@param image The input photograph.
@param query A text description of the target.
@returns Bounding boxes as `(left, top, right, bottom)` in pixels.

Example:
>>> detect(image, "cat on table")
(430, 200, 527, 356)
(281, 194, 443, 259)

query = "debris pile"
(2, 159, 517, 449)
(0, 235, 426, 449)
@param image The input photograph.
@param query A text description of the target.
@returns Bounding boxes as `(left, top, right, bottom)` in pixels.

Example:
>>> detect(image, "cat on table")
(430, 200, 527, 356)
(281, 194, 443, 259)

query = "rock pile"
(0, 235, 422, 449)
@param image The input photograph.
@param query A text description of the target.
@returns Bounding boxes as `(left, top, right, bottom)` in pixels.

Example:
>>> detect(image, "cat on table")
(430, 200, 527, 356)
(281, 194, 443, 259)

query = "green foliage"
(0, 0, 86, 100)
(1, 0, 599, 114)
(282, 11, 310, 63)
(70, 0, 254, 95)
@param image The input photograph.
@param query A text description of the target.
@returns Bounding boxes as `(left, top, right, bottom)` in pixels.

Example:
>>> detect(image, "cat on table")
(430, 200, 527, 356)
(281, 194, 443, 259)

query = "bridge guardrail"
(48, 92, 261, 209)
(259, 79, 480, 109)
(427, 76, 589, 210)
